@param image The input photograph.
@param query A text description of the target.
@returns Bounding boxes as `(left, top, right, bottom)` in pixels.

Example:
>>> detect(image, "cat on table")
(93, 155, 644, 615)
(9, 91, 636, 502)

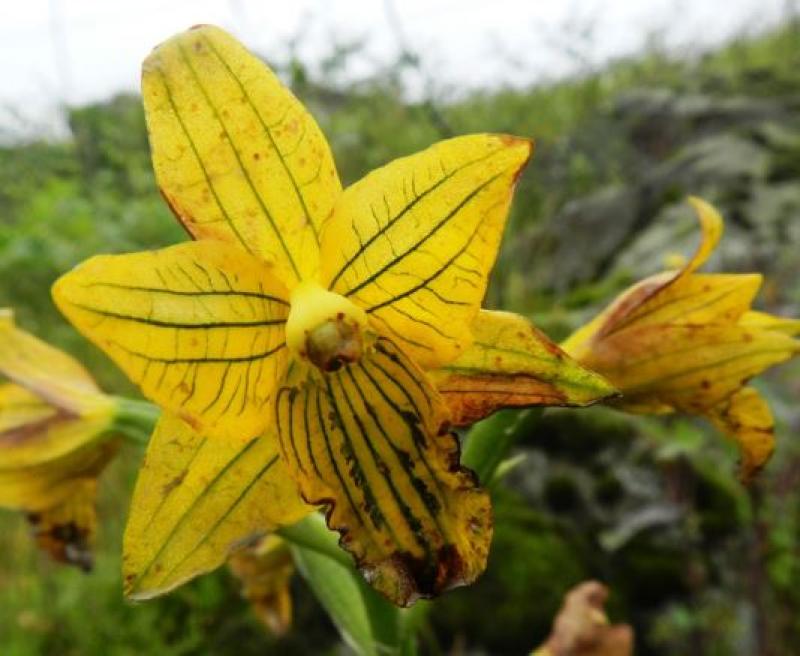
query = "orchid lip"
(285, 281, 368, 370)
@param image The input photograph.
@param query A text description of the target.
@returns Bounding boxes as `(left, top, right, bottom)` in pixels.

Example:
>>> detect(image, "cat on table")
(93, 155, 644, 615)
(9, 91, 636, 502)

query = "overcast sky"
(0, 0, 794, 137)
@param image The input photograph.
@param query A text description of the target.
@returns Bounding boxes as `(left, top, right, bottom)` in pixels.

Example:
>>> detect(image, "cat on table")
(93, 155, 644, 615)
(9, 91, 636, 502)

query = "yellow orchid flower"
(228, 536, 294, 637)
(0, 309, 120, 569)
(562, 197, 800, 481)
(53, 25, 613, 605)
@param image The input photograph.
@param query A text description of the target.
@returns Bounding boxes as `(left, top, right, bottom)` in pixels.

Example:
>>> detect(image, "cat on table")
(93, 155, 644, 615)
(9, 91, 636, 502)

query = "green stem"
(277, 513, 353, 569)
(462, 408, 541, 484)
(399, 600, 433, 655)
(109, 396, 161, 446)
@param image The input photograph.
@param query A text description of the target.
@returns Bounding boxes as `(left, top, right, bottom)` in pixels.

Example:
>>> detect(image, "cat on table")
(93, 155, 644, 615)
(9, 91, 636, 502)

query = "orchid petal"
(143, 25, 341, 285)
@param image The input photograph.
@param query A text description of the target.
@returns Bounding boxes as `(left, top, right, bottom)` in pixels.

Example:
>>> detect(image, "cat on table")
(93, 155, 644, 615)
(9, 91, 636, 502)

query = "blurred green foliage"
(1, 18, 800, 656)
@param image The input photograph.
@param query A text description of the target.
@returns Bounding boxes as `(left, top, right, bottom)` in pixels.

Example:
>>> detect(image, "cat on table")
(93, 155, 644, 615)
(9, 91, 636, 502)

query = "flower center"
(286, 281, 368, 372)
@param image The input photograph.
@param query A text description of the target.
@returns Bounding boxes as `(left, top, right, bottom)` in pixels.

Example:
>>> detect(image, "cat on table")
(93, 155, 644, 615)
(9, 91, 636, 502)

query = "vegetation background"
(1, 10, 799, 656)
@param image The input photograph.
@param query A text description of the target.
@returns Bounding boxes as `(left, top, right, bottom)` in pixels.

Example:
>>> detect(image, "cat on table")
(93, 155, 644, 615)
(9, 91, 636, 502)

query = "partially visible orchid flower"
(562, 198, 800, 481)
(0, 309, 120, 569)
(229, 536, 295, 637)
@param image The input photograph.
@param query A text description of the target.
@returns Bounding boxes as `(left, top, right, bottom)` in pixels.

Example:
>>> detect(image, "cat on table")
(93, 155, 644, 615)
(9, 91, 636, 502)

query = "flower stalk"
(109, 397, 161, 446)
(462, 408, 542, 485)
(277, 515, 353, 569)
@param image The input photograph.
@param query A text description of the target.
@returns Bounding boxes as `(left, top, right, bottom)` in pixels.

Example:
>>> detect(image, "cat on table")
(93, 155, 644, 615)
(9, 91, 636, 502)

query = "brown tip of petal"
(355, 434, 492, 606)
(503, 135, 535, 184)
(499, 133, 535, 151)
(27, 513, 94, 572)
(370, 545, 466, 606)
(158, 187, 196, 238)
(305, 425, 493, 607)
(347, 490, 493, 607)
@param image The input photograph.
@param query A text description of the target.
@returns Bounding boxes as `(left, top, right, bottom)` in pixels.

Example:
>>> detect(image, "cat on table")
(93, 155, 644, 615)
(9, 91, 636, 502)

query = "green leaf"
(289, 514, 400, 656)
(462, 408, 541, 485)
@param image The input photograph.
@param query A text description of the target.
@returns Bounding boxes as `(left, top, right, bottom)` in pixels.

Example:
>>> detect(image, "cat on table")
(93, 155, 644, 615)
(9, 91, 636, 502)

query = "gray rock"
(526, 87, 800, 294)
(534, 186, 642, 293)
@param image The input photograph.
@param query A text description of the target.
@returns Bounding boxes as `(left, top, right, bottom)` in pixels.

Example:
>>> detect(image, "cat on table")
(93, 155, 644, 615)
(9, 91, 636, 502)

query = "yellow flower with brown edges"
(562, 198, 800, 481)
(53, 25, 614, 605)
(0, 309, 120, 569)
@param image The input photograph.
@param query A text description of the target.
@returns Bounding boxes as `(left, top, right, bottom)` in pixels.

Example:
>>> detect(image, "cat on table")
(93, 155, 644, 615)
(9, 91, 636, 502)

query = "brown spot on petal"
(162, 471, 187, 496)
(158, 187, 195, 238)
(178, 411, 201, 432)
(438, 373, 569, 426)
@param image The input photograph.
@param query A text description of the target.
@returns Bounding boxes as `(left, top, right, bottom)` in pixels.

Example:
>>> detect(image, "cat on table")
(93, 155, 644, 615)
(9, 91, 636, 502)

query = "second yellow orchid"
(53, 25, 614, 605)
(562, 198, 800, 481)
(0, 309, 120, 569)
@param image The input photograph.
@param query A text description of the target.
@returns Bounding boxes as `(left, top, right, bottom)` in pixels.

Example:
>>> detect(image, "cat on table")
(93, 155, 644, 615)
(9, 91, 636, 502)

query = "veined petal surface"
(0, 383, 57, 439)
(321, 134, 532, 368)
(124, 414, 310, 599)
(708, 387, 775, 482)
(276, 337, 492, 606)
(0, 383, 115, 470)
(53, 241, 290, 440)
(562, 196, 728, 356)
(582, 323, 797, 413)
(143, 25, 341, 284)
(563, 273, 763, 360)
(431, 310, 617, 426)
(0, 309, 106, 414)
